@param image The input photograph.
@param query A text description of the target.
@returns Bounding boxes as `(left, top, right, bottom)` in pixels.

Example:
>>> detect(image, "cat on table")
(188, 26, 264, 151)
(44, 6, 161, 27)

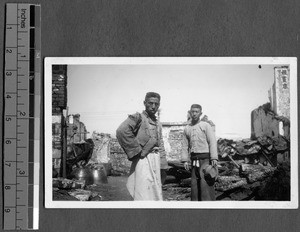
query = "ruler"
(3, 3, 40, 230)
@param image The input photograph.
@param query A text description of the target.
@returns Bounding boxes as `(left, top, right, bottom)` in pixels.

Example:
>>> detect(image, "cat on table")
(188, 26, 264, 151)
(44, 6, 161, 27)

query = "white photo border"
(44, 57, 298, 209)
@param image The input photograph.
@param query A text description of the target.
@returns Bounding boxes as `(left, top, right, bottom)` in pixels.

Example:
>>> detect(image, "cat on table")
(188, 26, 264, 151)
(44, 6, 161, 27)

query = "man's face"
(144, 97, 160, 116)
(190, 107, 202, 122)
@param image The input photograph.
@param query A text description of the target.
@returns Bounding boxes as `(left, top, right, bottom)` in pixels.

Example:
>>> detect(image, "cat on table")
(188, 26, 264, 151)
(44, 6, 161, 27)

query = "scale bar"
(4, 3, 40, 230)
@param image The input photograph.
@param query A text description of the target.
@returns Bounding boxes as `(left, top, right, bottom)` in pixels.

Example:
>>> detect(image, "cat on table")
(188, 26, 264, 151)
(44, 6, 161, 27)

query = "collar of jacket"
(189, 119, 201, 126)
(142, 110, 157, 124)
(189, 115, 207, 126)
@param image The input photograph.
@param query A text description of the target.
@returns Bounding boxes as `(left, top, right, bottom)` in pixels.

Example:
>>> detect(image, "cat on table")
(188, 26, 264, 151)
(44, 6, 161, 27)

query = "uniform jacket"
(116, 111, 168, 169)
(181, 120, 218, 162)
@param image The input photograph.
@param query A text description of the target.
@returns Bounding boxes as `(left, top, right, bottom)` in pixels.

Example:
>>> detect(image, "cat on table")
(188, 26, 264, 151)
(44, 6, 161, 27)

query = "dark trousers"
(191, 158, 216, 201)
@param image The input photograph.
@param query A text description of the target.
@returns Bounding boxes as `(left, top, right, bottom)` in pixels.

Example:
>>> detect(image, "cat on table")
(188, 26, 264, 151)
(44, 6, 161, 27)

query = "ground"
(53, 175, 191, 201)
(87, 176, 191, 201)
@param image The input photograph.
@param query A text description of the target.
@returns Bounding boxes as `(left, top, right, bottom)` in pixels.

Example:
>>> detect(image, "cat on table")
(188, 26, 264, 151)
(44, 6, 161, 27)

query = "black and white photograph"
(44, 57, 297, 208)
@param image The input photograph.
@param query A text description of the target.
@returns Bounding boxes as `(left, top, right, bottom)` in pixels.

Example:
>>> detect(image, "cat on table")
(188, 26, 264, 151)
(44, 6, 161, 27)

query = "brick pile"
(109, 138, 131, 175)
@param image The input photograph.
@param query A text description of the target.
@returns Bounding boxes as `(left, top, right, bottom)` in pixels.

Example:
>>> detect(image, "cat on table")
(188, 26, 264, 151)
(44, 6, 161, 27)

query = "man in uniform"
(182, 104, 218, 201)
(116, 92, 168, 200)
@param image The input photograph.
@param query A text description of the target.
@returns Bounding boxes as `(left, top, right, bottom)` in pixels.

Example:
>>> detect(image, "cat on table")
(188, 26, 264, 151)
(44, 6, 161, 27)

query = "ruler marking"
(15, 4, 19, 229)
(4, 4, 40, 230)
(6, 161, 24, 163)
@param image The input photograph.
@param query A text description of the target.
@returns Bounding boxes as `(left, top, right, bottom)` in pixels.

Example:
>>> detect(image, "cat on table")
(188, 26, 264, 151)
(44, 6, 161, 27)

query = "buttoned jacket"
(116, 111, 168, 169)
(181, 120, 218, 162)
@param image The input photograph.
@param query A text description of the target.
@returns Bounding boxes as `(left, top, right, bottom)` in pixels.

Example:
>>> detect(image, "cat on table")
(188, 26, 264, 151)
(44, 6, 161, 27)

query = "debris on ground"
(166, 134, 290, 201)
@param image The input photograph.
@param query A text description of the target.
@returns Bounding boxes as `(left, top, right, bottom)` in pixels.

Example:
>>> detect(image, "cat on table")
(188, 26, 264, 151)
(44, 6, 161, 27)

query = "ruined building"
(251, 66, 290, 140)
(67, 114, 88, 144)
(52, 65, 68, 177)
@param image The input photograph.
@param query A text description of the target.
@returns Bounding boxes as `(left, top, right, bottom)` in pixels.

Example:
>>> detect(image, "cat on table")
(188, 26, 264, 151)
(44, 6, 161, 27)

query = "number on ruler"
(5, 140, 12, 144)
(6, 71, 13, 76)
(6, 117, 12, 121)
(5, 186, 11, 190)
(6, 95, 11, 99)
(19, 170, 26, 175)
(19, 112, 26, 116)
(6, 48, 12, 53)
(4, 209, 11, 213)
(5, 162, 11, 167)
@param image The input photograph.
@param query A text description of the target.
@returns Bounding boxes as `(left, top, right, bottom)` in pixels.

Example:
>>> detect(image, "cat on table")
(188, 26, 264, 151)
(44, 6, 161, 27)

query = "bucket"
(92, 164, 108, 184)
(69, 167, 94, 185)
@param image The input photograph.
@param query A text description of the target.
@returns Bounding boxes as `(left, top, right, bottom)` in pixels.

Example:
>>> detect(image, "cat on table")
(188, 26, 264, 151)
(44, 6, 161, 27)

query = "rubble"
(239, 164, 275, 183)
(218, 135, 289, 167)
(256, 162, 290, 200)
(68, 189, 93, 201)
(166, 133, 290, 201)
(109, 138, 131, 175)
(68, 189, 102, 201)
(53, 189, 79, 201)
(215, 176, 248, 192)
(163, 183, 191, 201)
(53, 178, 86, 189)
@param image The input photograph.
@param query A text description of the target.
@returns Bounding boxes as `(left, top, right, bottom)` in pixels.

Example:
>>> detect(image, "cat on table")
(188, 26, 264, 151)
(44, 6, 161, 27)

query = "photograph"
(44, 57, 297, 208)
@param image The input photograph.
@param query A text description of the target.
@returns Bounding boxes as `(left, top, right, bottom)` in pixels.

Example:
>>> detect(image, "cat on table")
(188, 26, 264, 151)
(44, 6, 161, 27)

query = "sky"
(66, 64, 275, 139)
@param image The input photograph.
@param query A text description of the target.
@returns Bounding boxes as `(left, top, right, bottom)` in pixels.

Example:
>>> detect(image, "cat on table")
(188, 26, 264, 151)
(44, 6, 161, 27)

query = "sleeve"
(181, 127, 190, 162)
(205, 123, 218, 160)
(158, 125, 168, 170)
(116, 113, 142, 160)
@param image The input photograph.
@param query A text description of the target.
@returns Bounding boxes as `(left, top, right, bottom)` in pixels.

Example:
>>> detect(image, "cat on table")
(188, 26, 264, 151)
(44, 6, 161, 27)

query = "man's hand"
(211, 159, 218, 167)
(183, 162, 189, 171)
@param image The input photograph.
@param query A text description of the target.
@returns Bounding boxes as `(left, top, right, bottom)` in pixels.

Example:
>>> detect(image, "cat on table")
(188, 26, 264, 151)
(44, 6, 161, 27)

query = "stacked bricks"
(52, 65, 67, 114)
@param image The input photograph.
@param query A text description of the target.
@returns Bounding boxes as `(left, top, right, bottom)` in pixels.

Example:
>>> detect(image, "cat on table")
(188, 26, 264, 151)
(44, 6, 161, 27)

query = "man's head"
(190, 104, 202, 123)
(144, 92, 161, 117)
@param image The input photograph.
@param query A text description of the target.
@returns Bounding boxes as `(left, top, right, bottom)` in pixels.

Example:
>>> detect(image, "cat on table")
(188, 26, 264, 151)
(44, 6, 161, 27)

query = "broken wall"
(109, 138, 131, 175)
(161, 123, 187, 161)
(67, 114, 87, 144)
(272, 66, 290, 119)
(90, 132, 111, 164)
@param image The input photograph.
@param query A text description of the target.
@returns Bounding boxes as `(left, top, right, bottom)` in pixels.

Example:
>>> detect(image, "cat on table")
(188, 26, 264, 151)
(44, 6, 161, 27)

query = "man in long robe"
(116, 92, 168, 200)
